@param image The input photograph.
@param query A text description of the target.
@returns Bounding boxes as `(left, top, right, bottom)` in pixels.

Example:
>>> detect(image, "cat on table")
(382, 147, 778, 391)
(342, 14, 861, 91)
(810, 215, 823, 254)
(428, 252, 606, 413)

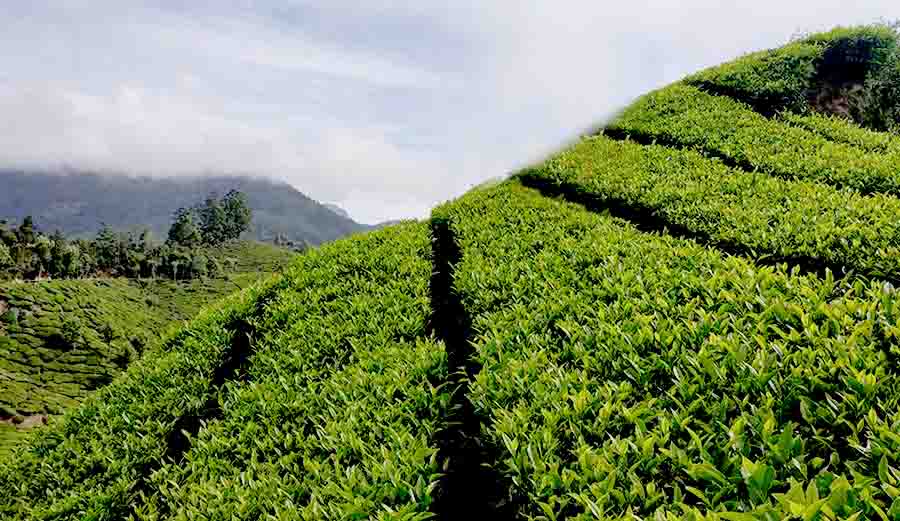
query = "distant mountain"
(0, 171, 368, 245)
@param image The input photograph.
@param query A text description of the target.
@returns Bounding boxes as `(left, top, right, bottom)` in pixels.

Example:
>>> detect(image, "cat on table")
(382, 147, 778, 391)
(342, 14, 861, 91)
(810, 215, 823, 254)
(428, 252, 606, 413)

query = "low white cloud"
(1, 2, 899, 223)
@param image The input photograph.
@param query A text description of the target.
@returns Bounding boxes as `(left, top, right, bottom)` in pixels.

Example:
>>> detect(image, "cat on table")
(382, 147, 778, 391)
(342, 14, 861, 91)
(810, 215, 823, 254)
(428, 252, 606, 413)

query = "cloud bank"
(2, 1, 899, 222)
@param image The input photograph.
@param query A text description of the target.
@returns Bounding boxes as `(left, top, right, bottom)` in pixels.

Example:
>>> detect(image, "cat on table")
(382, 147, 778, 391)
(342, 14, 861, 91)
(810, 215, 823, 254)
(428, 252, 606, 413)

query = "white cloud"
(1, 1, 899, 223)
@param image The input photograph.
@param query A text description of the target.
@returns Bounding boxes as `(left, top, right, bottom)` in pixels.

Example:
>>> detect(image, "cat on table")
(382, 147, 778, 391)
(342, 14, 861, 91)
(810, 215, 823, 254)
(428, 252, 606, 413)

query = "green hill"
(4, 25, 900, 520)
(0, 173, 368, 245)
(0, 241, 293, 456)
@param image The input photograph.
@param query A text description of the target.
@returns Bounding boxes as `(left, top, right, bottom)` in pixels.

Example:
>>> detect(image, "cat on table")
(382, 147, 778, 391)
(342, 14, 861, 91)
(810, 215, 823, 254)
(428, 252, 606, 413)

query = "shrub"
(59, 315, 83, 348)
(0, 309, 17, 328)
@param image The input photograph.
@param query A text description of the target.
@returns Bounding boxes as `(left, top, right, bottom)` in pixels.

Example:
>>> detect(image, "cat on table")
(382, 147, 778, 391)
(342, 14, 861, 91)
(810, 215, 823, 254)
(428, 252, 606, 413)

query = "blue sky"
(2, 1, 899, 223)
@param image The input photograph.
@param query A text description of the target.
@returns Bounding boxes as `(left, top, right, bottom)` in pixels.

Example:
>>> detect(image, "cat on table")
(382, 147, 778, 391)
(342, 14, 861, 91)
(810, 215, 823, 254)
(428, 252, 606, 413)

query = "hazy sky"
(3, 2, 899, 223)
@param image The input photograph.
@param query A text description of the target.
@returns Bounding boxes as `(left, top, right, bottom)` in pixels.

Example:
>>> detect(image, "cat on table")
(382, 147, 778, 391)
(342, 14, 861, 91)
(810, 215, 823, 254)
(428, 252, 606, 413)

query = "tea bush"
(608, 83, 900, 195)
(520, 135, 900, 281)
(436, 182, 900, 519)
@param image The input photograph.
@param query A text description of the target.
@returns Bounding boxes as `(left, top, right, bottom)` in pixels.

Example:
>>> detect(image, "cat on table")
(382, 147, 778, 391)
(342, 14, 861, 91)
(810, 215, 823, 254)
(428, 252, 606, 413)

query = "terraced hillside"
(4, 25, 900, 520)
(0, 241, 294, 455)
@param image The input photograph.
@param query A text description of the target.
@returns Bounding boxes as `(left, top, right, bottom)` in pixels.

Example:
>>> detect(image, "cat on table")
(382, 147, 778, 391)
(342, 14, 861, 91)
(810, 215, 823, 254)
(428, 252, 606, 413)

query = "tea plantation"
(0, 241, 293, 456)
(4, 25, 900, 520)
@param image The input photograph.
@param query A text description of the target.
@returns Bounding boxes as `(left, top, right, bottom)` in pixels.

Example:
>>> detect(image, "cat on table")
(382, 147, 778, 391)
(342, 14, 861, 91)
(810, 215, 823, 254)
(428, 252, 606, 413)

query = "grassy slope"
(0, 241, 293, 455)
(202, 240, 297, 273)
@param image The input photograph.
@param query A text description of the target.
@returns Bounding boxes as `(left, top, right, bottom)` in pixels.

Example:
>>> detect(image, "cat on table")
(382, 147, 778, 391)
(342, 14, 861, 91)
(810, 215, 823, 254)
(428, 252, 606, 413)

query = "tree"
(76, 243, 96, 278)
(61, 243, 82, 278)
(16, 216, 35, 245)
(0, 243, 11, 273)
(170, 258, 181, 281)
(144, 254, 160, 279)
(864, 52, 900, 131)
(125, 249, 144, 278)
(167, 208, 201, 247)
(48, 231, 68, 276)
(94, 224, 121, 272)
(197, 193, 227, 245)
(221, 190, 252, 242)
(33, 235, 53, 274)
(0, 220, 15, 246)
(167, 248, 192, 280)
(137, 229, 154, 253)
(100, 323, 119, 346)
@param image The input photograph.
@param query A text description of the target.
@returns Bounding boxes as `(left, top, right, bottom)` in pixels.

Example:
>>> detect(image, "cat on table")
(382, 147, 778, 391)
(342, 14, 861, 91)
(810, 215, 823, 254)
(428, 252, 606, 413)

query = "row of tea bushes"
(780, 111, 900, 154)
(608, 84, 900, 195)
(519, 135, 900, 281)
(436, 181, 900, 519)
(685, 25, 898, 114)
(134, 222, 449, 520)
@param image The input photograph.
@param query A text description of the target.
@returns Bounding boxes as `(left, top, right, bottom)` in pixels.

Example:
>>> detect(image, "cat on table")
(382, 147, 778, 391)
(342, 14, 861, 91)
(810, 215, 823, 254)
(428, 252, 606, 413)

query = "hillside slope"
(0, 172, 367, 245)
(0, 241, 293, 456)
(3, 24, 900, 520)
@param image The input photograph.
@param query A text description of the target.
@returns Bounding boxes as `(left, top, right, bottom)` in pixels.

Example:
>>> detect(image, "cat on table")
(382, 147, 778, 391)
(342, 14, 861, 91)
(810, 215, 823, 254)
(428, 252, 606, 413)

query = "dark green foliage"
(801, 24, 899, 79)
(15, 216, 34, 246)
(166, 208, 201, 248)
(167, 190, 252, 248)
(0, 309, 16, 327)
(0, 189, 292, 281)
(189, 189, 252, 246)
(221, 190, 252, 241)
(99, 323, 119, 346)
(863, 52, 900, 132)
(685, 24, 900, 125)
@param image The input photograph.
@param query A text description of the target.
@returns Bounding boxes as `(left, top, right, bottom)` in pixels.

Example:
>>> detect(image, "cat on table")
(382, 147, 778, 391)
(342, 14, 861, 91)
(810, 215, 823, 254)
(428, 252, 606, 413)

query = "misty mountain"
(0, 171, 368, 245)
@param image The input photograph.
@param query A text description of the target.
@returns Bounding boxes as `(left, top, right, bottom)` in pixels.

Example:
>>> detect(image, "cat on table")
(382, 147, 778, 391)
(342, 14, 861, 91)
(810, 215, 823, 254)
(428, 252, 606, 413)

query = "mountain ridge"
(0, 170, 368, 245)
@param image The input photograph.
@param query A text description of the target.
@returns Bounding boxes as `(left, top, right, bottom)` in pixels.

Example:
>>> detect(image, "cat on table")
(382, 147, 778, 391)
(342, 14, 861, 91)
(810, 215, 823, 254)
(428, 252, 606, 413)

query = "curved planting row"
(607, 84, 900, 195)
(436, 182, 900, 519)
(684, 41, 822, 113)
(133, 222, 448, 520)
(0, 223, 449, 520)
(519, 135, 900, 281)
(780, 111, 900, 154)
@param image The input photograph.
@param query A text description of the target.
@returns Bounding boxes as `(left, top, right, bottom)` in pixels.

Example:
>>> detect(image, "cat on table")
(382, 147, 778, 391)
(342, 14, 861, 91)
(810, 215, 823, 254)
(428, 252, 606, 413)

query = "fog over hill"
(0, 171, 367, 245)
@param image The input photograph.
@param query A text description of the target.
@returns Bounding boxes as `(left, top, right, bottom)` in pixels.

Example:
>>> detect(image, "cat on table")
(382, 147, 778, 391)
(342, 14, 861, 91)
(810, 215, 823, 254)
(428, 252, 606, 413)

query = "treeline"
(0, 191, 252, 281)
